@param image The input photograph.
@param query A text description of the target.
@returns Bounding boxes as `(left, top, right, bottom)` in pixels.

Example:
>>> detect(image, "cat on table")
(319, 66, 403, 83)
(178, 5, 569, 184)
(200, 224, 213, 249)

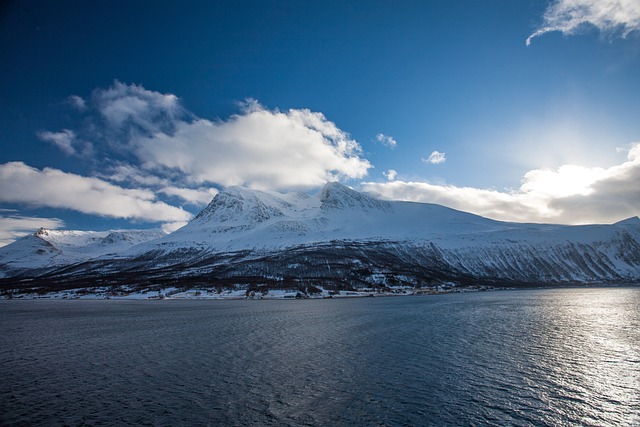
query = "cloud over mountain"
(1, 82, 374, 244)
(4, 80, 636, 247)
(364, 143, 640, 224)
(48, 82, 372, 191)
(130, 101, 371, 190)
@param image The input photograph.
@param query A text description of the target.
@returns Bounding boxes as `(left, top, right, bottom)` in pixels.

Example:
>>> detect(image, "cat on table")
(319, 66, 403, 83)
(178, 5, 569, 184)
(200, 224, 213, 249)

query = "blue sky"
(1, 0, 640, 245)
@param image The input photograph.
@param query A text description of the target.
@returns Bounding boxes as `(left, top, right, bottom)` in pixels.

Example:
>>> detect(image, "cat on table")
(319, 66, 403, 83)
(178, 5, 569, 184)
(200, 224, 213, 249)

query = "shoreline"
(0, 283, 497, 301)
(2, 283, 637, 301)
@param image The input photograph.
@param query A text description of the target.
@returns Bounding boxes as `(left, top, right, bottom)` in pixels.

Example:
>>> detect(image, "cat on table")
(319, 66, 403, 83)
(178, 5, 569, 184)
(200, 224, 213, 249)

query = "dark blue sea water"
(1, 287, 639, 426)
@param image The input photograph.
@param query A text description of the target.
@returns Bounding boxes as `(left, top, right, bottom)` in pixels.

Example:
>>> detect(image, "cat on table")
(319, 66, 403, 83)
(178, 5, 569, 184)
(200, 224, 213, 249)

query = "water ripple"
(1, 288, 639, 426)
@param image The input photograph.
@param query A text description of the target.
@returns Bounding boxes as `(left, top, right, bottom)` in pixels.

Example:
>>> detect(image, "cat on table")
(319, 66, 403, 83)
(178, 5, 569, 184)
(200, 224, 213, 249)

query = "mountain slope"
(0, 228, 165, 277)
(138, 181, 507, 253)
(1, 183, 639, 290)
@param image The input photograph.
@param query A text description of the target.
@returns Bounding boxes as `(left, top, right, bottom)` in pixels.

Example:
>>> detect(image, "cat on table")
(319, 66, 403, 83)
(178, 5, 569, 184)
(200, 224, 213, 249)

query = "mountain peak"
(35, 227, 49, 237)
(319, 181, 391, 211)
(3, 184, 640, 287)
(192, 186, 289, 225)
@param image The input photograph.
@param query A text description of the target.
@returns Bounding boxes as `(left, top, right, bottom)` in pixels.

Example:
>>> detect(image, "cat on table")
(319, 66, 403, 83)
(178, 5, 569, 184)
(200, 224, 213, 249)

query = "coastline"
(2, 283, 636, 301)
(0, 283, 497, 301)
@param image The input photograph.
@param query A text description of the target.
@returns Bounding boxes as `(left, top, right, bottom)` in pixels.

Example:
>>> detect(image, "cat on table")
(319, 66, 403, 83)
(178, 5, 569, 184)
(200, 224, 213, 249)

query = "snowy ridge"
(0, 228, 165, 277)
(319, 181, 391, 211)
(145, 182, 504, 253)
(1, 183, 639, 289)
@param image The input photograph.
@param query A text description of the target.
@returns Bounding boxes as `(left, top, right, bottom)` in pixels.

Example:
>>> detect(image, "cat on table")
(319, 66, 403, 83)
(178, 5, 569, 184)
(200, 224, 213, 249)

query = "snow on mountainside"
(121, 182, 639, 284)
(0, 228, 165, 277)
(1, 182, 639, 289)
(144, 181, 505, 253)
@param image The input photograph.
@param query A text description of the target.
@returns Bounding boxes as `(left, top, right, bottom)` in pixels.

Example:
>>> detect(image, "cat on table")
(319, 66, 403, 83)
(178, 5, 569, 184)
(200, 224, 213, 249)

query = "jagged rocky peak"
(35, 227, 49, 237)
(319, 181, 391, 211)
(193, 190, 243, 222)
(193, 185, 289, 224)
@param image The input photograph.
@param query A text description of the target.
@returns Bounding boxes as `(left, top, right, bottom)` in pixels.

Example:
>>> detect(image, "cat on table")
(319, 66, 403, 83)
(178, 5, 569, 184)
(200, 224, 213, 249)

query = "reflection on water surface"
(1, 287, 638, 426)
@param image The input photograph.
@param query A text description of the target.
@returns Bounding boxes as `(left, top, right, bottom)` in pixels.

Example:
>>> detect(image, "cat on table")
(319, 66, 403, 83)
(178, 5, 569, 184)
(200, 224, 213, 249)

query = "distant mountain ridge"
(0, 228, 165, 277)
(1, 182, 639, 292)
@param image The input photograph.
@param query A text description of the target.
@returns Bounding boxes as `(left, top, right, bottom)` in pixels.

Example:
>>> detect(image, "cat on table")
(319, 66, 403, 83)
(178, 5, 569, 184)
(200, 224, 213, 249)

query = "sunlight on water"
(530, 289, 640, 426)
(1, 287, 639, 426)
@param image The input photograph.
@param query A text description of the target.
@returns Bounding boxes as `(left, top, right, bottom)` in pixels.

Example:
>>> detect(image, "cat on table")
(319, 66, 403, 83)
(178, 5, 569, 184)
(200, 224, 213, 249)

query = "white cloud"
(383, 169, 398, 181)
(423, 151, 446, 165)
(159, 186, 219, 206)
(376, 133, 397, 149)
(161, 221, 189, 233)
(37, 129, 93, 157)
(68, 95, 87, 111)
(363, 143, 640, 224)
(93, 81, 183, 134)
(39, 83, 372, 192)
(519, 164, 604, 198)
(132, 101, 371, 190)
(527, 0, 640, 45)
(0, 215, 65, 247)
(103, 163, 170, 187)
(38, 129, 76, 155)
(0, 162, 192, 224)
(101, 163, 218, 206)
(363, 180, 538, 221)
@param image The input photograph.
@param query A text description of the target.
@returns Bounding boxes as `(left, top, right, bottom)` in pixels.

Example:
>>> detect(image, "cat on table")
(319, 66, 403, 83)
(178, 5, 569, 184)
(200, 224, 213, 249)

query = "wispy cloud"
(527, 0, 640, 45)
(0, 214, 65, 247)
(68, 95, 87, 111)
(93, 81, 184, 134)
(383, 169, 398, 181)
(0, 162, 192, 224)
(375, 133, 397, 149)
(364, 143, 640, 224)
(423, 151, 446, 165)
(159, 186, 219, 206)
(37, 129, 92, 157)
(102, 163, 170, 187)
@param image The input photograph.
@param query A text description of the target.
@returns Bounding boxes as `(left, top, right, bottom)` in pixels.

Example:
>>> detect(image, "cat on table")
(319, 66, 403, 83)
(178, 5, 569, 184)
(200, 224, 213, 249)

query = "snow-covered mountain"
(1, 182, 639, 291)
(0, 228, 165, 278)
(133, 182, 505, 253)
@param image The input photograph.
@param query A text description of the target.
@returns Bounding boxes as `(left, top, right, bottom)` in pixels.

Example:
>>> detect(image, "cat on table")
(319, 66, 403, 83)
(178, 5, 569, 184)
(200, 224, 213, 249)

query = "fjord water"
(1, 288, 639, 426)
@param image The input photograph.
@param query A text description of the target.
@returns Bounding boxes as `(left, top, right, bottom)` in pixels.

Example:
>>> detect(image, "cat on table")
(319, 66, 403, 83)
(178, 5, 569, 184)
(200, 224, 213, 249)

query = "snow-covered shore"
(0, 283, 494, 300)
